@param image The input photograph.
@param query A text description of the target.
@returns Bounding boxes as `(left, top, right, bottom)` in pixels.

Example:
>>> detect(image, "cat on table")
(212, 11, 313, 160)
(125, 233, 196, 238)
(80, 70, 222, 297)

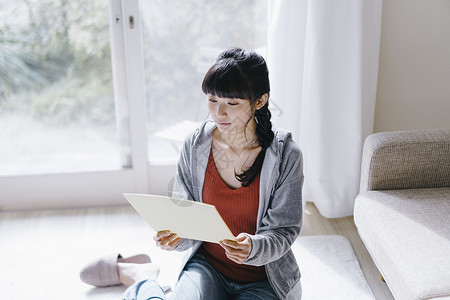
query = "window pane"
(140, 0, 268, 163)
(0, 0, 120, 175)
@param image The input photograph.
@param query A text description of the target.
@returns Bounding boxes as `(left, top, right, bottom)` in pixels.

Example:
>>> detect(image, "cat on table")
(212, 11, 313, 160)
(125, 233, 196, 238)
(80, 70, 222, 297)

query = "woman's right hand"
(153, 230, 181, 251)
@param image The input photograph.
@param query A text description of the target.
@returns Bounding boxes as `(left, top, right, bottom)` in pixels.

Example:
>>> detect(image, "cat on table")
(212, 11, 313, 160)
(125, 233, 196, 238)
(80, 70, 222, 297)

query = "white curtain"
(268, 0, 382, 218)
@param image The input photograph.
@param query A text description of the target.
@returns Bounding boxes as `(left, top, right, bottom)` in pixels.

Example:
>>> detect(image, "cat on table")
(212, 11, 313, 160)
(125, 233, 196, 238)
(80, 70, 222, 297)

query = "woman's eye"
(208, 99, 217, 103)
(228, 102, 238, 106)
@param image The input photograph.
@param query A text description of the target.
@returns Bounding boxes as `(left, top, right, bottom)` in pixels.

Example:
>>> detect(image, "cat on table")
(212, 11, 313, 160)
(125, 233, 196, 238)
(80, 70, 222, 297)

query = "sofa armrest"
(360, 128, 450, 192)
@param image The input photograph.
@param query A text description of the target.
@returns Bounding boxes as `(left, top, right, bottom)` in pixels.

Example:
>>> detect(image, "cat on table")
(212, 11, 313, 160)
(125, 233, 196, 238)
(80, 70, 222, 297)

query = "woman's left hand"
(219, 233, 252, 264)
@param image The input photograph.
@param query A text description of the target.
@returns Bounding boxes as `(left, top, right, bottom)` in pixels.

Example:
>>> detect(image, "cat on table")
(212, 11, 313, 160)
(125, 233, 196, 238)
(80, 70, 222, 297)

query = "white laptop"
(123, 193, 235, 243)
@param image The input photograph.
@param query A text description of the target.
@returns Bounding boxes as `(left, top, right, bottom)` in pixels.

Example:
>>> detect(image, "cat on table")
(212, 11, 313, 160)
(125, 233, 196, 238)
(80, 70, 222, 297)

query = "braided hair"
(202, 48, 274, 187)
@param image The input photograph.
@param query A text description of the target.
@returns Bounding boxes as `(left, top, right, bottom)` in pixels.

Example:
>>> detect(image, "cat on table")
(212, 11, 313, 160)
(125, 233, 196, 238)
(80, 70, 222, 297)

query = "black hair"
(202, 48, 274, 187)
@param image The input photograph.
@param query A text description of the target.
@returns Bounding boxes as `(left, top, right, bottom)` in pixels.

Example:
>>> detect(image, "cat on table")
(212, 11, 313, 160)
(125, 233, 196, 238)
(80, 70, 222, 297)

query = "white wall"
(374, 0, 450, 132)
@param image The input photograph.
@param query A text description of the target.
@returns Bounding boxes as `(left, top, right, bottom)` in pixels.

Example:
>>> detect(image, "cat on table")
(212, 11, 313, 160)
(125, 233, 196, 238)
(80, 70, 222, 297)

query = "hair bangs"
(202, 59, 253, 100)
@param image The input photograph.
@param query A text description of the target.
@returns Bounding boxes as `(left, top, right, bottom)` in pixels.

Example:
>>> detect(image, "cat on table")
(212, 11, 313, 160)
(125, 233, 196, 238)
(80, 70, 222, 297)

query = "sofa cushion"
(354, 187, 450, 300)
(360, 128, 450, 192)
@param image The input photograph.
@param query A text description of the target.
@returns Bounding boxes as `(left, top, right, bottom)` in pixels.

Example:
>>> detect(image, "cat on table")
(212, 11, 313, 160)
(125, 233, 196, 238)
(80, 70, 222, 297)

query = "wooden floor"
(302, 202, 394, 300)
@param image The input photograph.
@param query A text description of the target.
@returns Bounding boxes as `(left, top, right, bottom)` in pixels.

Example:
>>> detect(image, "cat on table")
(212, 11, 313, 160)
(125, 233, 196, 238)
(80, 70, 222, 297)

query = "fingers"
(223, 249, 248, 264)
(220, 234, 249, 250)
(165, 236, 181, 250)
(220, 239, 239, 249)
(235, 233, 247, 242)
(154, 230, 172, 240)
(219, 234, 251, 264)
(154, 230, 181, 251)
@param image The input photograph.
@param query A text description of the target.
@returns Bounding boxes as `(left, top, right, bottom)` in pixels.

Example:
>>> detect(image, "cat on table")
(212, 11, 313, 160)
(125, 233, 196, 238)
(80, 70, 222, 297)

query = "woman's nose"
(216, 103, 227, 116)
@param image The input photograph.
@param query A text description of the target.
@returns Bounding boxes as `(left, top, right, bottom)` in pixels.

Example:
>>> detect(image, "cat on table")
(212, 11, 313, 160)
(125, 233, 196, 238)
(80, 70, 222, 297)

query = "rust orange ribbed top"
(198, 149, 267, 283)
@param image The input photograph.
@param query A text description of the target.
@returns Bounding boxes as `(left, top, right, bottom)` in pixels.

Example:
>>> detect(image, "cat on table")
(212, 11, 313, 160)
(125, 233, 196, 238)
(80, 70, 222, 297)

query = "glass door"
(0, 0, 146, 210)
(0, 0, 270, 209)
(139, 0, 269, 163)
(0, 0, 122, 175)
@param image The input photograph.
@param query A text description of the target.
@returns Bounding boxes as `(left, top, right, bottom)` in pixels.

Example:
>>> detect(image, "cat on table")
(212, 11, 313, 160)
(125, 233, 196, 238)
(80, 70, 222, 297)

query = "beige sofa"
(354, 128, 450, 300)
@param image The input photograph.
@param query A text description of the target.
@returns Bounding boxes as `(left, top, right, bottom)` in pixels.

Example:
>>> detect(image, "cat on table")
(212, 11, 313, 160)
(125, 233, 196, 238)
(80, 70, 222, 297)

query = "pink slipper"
(80, 253, 151, 287)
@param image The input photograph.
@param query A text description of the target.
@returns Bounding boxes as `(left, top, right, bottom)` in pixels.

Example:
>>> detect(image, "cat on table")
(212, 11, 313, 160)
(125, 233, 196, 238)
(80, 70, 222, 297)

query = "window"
(0, 0, 269, 209)
(140, 0, 268, 163)
(0, 0, 120, 175)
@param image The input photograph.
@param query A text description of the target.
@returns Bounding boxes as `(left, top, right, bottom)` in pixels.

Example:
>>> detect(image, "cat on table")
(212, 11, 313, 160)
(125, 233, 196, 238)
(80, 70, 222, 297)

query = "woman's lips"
(217, 122, 231, 126)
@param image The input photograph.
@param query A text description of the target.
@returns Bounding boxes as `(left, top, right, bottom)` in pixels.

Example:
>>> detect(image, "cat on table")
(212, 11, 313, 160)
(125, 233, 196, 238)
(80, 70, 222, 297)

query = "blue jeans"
(123, 253, 279, 300)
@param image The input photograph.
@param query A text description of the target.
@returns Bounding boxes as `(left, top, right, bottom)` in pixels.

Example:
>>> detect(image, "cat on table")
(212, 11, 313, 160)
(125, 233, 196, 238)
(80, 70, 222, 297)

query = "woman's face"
(207, 94, 254, 134)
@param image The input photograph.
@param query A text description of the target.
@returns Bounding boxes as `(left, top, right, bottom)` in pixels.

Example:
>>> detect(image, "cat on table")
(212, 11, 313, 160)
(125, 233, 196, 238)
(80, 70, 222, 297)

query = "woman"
(125, 48, 304, 299)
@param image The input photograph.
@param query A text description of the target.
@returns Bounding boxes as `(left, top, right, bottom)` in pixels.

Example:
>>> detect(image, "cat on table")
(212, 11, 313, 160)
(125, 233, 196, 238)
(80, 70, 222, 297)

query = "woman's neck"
(213, 120, 259, 153)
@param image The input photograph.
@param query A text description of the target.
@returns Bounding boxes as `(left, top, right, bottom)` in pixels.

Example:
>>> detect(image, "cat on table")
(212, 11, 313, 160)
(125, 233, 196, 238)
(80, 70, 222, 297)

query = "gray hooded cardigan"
(172, 120, 304, 300)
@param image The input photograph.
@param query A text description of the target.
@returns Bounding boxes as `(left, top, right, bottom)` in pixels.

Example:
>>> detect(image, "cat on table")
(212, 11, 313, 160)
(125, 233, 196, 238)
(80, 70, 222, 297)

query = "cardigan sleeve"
(171, 130, 200, 252)
(244, 139, 304, 266)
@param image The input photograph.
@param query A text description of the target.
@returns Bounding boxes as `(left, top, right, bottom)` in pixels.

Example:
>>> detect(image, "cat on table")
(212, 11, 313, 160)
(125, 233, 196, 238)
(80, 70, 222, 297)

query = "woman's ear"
(255, 93, 268, 110)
